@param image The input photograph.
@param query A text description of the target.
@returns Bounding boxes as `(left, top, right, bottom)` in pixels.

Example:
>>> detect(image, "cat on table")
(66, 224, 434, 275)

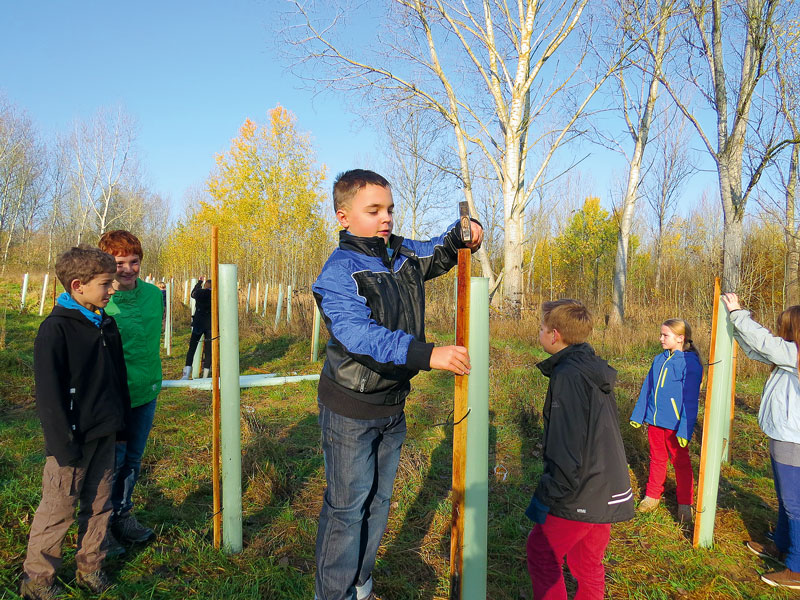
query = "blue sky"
(2, 0, 722, 228)
(1, 0, 380, 215)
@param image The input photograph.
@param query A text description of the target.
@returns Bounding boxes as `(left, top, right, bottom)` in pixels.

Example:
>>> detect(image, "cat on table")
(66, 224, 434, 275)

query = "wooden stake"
(211, 227, 222, 548)
(450, 246, 471, 600)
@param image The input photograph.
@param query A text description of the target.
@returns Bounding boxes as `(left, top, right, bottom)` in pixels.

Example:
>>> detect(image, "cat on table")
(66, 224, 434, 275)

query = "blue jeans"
(772, 456, 800, 572)
(112, 398, 157, 516)
(315, 402, 406, 600)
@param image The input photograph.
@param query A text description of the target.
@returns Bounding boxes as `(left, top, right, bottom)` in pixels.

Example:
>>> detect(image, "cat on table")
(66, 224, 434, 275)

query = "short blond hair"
(541, 299, 592, 344)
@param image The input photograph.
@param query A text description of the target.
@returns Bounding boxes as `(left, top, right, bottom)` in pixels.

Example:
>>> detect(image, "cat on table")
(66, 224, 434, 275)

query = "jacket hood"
(537, 343, 617, 392)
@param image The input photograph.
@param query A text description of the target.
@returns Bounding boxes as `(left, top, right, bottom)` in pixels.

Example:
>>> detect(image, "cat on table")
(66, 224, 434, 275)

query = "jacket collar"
(536, 342, 592, 377)
(56, 292, 104, 327)
(338, 230, 406, 267)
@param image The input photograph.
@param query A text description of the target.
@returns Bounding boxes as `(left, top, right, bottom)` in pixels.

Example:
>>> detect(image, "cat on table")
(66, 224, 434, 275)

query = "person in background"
(181, 277, 212, 380)
(98, 230, 162, 551)
(723, 292, 800, 590)
(630, 319, 703, 523)
(21, 245, 129, 600)
(525, 299, 634, 600)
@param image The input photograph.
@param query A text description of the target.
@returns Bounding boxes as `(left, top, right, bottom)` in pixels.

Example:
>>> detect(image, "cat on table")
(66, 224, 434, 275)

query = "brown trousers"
(23, 433, 115, 584)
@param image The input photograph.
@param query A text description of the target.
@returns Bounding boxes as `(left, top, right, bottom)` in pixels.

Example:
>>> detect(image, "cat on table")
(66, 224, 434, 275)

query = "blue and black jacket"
(630, 349, 703, 441)
(313, 221, 468, 418)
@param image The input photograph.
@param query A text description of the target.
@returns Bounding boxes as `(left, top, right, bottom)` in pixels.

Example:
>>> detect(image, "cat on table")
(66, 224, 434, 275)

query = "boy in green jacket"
(99, 230, 163, 548)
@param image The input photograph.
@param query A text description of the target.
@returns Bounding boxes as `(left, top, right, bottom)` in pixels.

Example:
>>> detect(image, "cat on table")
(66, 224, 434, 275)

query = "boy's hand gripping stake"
(450, 201, 471, 599)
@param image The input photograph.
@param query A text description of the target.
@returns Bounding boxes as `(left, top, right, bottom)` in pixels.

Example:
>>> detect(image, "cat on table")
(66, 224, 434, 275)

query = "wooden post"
(450, 202, 472, 599)
(211, 227, 222, 548)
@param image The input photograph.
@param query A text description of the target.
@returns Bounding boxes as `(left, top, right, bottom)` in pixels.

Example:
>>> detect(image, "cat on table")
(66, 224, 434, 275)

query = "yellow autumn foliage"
(163, 106, 334, 289)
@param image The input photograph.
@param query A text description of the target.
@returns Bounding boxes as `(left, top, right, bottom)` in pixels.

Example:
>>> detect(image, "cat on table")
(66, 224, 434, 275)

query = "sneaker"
(103, 529, 126, 557)
(112, 512, 155, 544)
(637, 496, 660, 513)
(202, 367, 210, 378)
(180, 365, 192, 380)
(747, 540, 785, 564)
(76, 569, 112, 593)
(761, 568, 800, 589)
(677, 504, 693, 523)
(20, 579, 64, 600)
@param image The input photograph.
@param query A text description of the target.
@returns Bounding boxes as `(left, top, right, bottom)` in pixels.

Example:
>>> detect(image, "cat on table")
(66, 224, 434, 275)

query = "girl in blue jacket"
(630, 319, 703, 523)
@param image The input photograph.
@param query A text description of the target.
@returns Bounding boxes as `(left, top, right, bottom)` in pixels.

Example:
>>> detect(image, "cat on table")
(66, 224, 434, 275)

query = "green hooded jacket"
(105, 279, 163, 408)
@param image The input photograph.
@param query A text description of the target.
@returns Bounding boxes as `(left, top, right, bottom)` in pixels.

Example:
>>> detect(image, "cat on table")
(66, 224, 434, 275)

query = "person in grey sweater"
(722, 292, 800, 590)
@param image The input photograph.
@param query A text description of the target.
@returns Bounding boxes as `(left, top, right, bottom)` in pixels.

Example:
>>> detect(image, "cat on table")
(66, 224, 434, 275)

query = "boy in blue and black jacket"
(312, 169, 482, 600)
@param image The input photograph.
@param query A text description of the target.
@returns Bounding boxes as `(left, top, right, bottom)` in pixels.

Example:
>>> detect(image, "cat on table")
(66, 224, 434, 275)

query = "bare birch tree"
(284, 0, 637, 312)
(606, 0, 678, 324)
(68, 107, 136, 242)
(657, 0, 798, 291)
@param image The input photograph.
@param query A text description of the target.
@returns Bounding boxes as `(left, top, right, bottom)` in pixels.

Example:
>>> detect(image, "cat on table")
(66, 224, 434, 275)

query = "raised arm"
(723, 293, 797, 369)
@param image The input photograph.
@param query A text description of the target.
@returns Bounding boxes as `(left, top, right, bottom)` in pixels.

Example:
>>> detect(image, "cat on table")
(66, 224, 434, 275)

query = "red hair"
(98, 230, 143, 259)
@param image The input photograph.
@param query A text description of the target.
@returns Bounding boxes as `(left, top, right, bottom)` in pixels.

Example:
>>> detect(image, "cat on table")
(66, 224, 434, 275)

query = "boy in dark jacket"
(312, 169, 482, 600)
(526, 299, 634, 600)
(21, 245, 130, 600)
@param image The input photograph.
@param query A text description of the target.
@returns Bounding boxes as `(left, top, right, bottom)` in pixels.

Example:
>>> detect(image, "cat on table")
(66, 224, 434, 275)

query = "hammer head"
(459, 201, 471, 243)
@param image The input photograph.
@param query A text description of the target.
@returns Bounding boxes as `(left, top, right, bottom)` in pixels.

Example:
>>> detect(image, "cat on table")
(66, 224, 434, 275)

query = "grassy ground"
(0, 284, 794, 599)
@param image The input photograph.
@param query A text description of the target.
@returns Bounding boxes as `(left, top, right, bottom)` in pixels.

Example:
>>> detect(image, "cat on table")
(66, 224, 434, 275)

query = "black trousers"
(185, 325, 211, 369)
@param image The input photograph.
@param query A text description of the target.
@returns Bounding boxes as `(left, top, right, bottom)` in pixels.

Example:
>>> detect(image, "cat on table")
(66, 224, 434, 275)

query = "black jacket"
(33, 305, 130, 466)
(531, 343, 634, 523)
(191, 281, 212, 329)
(312, 221, 468, 418)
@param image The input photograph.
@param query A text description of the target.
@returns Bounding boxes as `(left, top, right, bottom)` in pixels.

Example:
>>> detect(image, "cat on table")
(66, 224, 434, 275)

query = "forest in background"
(2, 0, 800, 328)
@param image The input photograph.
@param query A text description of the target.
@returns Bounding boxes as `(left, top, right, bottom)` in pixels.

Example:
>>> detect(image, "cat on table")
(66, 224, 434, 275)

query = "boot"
(180, 365, 191, 380)
(112, 512, 155, 544)
(202, 367, 211, 378)
(75, 569, 112, 594)
(20, 578, 65, 600)
(677, 504, 693, 523)
(637, 496, 660, 513)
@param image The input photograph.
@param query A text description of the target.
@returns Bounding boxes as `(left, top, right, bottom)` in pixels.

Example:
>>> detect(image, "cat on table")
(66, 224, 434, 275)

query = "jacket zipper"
(653, 352, 675, 426)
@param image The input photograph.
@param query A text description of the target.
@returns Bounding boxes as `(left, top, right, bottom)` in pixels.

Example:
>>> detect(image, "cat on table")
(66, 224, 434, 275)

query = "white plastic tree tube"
(219, 264, 242, 553)
(274, 284, 284, 328)
(39, 273, 49, 316)
(20, 273, 29, 311)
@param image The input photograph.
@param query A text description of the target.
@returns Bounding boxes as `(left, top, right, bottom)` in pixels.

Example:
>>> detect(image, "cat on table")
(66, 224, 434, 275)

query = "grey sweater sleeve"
(730, 309, 798, 370)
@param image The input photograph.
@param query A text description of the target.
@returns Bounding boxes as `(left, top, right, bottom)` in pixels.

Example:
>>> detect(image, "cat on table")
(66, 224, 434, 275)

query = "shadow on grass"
(239, 335, 295, 371)
(381, 430, 452, 600)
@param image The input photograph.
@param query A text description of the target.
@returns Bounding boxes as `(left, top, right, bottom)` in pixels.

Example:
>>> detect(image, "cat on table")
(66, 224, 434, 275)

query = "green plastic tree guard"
(219, 264, 243, 553)
(462, 277, 489, 598)
(311, 304, 321, 362)
(693, 289, 735, 548)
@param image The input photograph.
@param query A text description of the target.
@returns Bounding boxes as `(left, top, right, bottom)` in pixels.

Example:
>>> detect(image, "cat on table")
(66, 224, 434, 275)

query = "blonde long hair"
(663, 318, 700, 358)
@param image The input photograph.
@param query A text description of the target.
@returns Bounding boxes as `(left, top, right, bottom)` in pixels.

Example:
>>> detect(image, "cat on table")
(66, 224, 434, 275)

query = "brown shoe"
(20, 579, 64, 600)
(747, 540, 785, 564)
(637, 496, 660, 513)
(76, 569, 113, 593)
(761, 568, 800, 589)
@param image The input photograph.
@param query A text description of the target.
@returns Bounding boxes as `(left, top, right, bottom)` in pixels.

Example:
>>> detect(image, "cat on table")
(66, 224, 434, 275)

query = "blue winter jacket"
(313, 220, 468, 407)
(630, 349, 703, 441)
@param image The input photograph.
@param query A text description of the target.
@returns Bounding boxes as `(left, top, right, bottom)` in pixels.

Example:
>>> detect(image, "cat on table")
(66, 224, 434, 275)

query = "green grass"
(0, 287, 794, 599)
